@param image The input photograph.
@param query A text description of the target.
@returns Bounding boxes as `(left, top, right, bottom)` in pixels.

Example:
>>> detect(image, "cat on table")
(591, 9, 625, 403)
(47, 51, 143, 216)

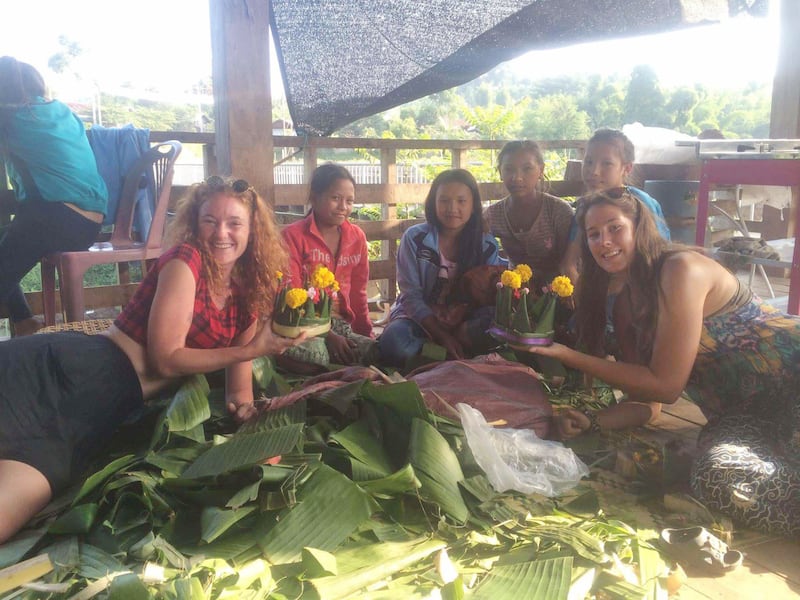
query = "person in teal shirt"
(0, 56, 108, 335)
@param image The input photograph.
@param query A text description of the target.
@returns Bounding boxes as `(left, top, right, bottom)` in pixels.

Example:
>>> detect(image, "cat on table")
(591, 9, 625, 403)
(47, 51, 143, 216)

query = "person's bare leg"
(0, 460, 52, 543)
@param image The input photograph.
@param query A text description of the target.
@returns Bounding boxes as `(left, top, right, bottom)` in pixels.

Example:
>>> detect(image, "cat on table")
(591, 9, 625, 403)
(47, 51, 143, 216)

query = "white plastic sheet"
(457, 403, 589, 497)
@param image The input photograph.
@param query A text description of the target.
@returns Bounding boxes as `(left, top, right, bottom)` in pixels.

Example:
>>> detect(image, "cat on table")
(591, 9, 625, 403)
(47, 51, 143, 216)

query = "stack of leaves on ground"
(0, 358, 669, 599)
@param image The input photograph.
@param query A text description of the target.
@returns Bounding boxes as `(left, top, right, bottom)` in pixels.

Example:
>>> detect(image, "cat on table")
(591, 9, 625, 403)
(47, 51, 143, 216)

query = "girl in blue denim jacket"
(378, 169, 504, 367)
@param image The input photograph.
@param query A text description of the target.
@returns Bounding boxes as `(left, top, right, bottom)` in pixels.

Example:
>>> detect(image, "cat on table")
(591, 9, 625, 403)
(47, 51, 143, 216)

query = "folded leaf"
(166, 375, 211, 432)
(200, 506, 257, 544)
(331, 420, 393, 479)
(408, 418, 468, 523)
(259, 464, 377, 563)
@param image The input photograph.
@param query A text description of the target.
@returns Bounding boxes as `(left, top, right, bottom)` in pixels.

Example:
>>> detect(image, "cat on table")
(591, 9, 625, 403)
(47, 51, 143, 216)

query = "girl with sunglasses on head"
(279, 163, 376, 373)
(0, 177, 304, 543)
(378, 169, 504, 367)
(517, 187, 800, 536)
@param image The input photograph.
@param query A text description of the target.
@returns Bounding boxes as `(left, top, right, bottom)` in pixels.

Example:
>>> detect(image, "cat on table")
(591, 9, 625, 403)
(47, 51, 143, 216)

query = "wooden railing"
(2, 134, 589, 323)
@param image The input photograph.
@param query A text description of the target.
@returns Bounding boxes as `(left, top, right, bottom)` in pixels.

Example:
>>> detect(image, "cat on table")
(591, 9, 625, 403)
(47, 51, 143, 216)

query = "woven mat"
(37, 319, 114, 335)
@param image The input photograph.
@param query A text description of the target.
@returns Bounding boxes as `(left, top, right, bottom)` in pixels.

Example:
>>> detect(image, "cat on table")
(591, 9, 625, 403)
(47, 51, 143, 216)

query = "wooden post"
(451, 148, 467, 169)
(378, 148, 398, 301)
(769, 0, 800, 138)
(209, 0, 274, 199)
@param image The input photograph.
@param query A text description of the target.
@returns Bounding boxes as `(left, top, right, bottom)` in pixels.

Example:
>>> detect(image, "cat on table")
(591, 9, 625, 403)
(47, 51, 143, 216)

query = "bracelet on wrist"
(582, 409, 601, 434)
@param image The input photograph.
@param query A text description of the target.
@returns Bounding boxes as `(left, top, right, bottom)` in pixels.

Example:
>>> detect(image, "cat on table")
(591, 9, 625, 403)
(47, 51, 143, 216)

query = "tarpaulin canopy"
(269, 0, 768, 136)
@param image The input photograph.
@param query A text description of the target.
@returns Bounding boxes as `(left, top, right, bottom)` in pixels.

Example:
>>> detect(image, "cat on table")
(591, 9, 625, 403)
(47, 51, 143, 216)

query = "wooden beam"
(210, 0, 274, 195)
(770, 0, 800, 138)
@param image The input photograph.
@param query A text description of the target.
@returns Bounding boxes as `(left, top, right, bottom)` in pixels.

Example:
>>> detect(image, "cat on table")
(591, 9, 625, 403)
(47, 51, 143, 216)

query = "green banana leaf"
(360, 380, 428, 421)
(357, 464, 421, 496)
(303, 547, 338, 577)
(309, 538, 447, 600)
(108, 572, 149, 599)
(251, 355, 276, 390)
(47, 503, 98, 535)
(200, 506, 257, 543)
(226, 480, 262, 509)
(181, 424, 303, 479)
(632, 539, 668, 600)
(165, 374, 211, 432)
(511, 290, 533, 333)
(0, 527, 47, 568)
(238, 400, 307, 434)
(145, 446, 209, 476)
(470, 557, 573, 600)
(315, 379, 368, 415)
(77, 543, 130, 579)
(72, 454, 139, 505)
(259, 463, 378, 563)
(408, 418, 468, 524)
(533, 296, 556, 335)
(526, 524, 609, 564)
(330, 420, 393, 479)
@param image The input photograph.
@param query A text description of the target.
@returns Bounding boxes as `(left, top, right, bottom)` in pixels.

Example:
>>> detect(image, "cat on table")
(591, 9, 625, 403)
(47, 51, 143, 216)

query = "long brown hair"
(166, 178, 288, 317)
(574, 188, 669, 360)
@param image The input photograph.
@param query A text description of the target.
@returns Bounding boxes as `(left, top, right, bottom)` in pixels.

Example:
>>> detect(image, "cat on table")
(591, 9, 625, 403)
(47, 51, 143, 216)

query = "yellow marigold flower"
(310, 265, 336, 289)
(500, 270, 522, 290)
(331, 280, 340, 293)
(275, 270, 283, 280)
(513, 264, 532, 284)
(285, 288, 308, 309)
(550, 275, 574, 298)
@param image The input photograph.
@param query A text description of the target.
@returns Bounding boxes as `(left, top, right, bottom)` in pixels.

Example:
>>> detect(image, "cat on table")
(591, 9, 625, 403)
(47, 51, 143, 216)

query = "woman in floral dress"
(516, 187, 800, 536)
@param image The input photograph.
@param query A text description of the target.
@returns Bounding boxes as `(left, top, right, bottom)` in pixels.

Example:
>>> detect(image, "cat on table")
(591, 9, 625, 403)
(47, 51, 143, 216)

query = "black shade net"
(269, 0, 769, 136)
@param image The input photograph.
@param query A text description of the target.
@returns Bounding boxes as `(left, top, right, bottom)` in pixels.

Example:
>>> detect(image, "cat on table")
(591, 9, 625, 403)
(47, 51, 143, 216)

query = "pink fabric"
(282, 214, 372, 337)
(262, 355, 553, 439)
(407, 354, 553, 439)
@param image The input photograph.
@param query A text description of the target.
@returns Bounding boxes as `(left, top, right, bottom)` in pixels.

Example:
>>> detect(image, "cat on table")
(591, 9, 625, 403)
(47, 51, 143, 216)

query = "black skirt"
(0, 332, 143, 492)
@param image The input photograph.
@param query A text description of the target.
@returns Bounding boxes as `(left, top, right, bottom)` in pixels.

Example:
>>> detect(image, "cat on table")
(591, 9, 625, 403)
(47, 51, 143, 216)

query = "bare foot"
(12, 317, 44, 337)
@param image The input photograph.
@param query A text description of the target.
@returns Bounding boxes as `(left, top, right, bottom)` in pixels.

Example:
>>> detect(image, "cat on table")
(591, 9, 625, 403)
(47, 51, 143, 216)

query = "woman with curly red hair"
(0, 176, 303, 543)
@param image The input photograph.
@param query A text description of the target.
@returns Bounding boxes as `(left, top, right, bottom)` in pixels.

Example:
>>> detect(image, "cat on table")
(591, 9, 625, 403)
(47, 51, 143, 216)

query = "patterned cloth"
(685, 297, 800, 535)
(281, 316, 378, 369)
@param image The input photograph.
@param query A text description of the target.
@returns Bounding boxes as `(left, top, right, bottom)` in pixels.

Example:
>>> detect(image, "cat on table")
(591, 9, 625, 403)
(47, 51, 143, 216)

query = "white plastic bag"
(457, 403, 589, 497)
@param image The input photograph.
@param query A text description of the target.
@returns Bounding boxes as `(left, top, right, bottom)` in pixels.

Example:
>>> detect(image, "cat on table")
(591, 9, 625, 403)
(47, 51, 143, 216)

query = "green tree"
(577, 75, 625, 130)
(624, 65, 668, 127)
(666, 87, 699, 132)
(520, 94, 591, 141)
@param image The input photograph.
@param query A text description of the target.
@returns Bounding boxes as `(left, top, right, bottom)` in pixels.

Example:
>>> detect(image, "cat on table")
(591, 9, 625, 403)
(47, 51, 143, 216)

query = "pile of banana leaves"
(0, 358, 669, 599)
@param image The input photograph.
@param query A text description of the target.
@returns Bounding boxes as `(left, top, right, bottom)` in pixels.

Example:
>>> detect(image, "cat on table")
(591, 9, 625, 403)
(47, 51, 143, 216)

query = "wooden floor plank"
(737, 538, 800, 585)
(679, 557, 800, 599)
(592, 386, 800, 599)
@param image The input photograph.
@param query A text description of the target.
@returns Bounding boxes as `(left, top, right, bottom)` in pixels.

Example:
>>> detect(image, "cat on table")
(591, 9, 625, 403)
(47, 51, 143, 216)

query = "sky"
(1, 1, 781, 105)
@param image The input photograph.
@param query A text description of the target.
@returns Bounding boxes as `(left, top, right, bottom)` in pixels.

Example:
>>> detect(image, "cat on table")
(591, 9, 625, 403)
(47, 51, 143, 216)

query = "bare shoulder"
(661, 250, 704, 278)
(660, 250, 736, 311)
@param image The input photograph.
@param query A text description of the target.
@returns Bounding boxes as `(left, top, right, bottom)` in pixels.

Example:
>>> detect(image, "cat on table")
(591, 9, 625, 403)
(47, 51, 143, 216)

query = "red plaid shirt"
(114, 243, 255, 348)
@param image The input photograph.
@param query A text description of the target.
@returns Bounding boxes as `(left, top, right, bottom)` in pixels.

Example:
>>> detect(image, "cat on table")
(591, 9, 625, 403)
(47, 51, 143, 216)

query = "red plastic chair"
(41, 141, 182, 325)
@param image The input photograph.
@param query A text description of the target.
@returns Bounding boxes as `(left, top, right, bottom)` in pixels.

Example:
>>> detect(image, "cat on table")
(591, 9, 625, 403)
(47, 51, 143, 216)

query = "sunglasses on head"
(601, 186, 630, 199)
(205, 175, 251, 194)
